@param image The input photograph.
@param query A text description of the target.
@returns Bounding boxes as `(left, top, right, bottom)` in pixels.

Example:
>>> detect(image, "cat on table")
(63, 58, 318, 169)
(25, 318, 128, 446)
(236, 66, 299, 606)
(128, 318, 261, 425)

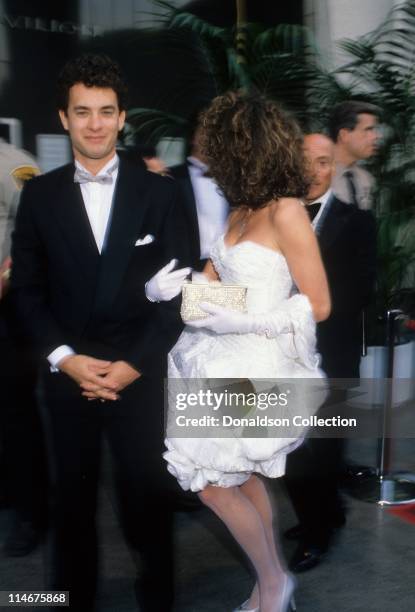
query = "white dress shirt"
(187, 156, 229, 259)
(308, 187, 333, 231)
(47, 154, 119, 370)
(77, 156, 119, 253)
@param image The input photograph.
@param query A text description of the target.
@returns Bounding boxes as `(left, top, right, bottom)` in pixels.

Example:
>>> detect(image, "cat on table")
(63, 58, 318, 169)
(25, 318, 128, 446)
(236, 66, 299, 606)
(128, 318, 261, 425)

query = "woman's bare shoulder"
(269, 198, 307, 225)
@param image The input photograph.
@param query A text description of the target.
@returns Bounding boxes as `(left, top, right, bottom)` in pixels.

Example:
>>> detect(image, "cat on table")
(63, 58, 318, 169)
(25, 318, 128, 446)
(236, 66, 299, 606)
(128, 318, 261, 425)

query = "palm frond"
(127, 107, 189, 142)
(168, 11, 226, 39)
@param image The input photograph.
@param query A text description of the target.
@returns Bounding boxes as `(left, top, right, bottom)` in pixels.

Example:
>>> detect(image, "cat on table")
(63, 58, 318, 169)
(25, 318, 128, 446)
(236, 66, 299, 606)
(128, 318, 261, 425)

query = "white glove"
(187, 302, 255, 334)
(145, 259, 192, 302)
(186, 294, 313, 337)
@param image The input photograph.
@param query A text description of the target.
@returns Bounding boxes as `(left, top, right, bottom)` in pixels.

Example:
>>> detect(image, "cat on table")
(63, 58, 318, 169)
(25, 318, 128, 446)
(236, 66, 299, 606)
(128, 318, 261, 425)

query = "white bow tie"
(74, 160, 118, 185)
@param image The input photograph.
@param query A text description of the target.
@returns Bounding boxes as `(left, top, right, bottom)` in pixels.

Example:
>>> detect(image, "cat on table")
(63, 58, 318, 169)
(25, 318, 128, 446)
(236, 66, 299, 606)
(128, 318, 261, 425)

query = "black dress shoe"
(284, 524, 305, 541)
(289, 543, 326, 573)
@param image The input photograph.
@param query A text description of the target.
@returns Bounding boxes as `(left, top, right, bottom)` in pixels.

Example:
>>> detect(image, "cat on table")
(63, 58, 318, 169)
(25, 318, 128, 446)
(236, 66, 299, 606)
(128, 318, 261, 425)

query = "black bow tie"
(306, 202, 321, 221)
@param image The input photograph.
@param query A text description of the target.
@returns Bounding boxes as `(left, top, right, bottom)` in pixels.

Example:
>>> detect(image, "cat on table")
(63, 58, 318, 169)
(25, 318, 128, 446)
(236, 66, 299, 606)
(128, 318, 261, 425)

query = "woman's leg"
(198, 482, 284, 611)
(238, 475, 286, 608)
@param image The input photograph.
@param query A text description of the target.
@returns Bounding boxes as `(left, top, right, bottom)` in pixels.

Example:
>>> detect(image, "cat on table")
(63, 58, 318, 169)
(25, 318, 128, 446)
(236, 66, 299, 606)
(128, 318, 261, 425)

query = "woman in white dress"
(146, 92, 330, 612)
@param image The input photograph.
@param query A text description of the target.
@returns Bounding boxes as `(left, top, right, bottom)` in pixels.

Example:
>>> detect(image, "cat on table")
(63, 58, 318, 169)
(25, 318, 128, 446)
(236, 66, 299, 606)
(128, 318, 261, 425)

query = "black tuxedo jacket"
(169, 163, 202, 269)
(316, 196, 376, 378)
(10, 157, 191, 377)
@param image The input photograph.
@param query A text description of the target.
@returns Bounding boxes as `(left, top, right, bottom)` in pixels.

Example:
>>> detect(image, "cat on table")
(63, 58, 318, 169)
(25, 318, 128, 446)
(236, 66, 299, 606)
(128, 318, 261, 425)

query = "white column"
(305, 0, 397, 68)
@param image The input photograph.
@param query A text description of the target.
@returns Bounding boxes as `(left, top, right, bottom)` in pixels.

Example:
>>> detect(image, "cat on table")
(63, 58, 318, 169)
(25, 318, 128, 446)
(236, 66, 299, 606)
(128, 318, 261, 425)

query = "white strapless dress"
(164, 236, 326, 491)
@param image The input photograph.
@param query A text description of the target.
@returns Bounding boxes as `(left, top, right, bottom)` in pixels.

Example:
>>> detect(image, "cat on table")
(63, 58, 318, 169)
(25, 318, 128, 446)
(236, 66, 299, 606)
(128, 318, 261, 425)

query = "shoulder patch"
(10, 165, 40, 189)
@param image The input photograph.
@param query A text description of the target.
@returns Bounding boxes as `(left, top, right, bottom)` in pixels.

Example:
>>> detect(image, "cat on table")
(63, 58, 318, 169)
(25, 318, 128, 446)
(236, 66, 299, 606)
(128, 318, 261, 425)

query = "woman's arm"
(271, 198, 331, 322)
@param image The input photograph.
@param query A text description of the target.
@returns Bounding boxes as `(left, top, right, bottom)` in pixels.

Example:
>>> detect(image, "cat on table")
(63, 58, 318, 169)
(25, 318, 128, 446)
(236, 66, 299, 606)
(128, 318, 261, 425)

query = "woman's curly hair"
(198, 91, 309, 209)
(57, 54, 128, 112)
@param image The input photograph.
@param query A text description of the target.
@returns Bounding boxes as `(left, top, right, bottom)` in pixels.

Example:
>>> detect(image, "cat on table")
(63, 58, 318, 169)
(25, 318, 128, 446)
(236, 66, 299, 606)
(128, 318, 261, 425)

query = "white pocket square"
(135, 234, 155, 246)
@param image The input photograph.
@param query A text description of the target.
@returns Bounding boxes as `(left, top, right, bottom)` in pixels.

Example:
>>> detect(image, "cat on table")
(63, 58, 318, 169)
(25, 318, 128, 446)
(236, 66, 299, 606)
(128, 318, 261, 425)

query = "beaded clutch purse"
(181, 281, 248, 322)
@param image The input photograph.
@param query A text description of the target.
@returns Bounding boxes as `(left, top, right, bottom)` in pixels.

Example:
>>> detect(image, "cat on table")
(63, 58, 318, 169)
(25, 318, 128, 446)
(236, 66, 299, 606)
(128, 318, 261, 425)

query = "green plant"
(127, 0, 316, 141)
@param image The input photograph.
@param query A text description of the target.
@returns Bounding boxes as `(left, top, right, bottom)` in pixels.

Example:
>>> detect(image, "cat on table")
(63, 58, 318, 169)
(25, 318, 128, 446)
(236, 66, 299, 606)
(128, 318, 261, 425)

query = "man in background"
(0, 138, 46, 556)
(169, 119, 229, 270)
(329, 100, 381, 210)
(0, 138, 40, 269)
(284, 133, 377, 572)
(119, 143, 169, 175)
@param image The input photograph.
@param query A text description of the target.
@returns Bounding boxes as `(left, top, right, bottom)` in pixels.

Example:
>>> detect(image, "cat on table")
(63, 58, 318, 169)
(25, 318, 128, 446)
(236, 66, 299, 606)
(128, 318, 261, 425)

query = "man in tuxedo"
(284, 133, 376, 572)
(169, 120, 229, 270)
(11, 54, 190, 611)
(329, 100, 381, 210)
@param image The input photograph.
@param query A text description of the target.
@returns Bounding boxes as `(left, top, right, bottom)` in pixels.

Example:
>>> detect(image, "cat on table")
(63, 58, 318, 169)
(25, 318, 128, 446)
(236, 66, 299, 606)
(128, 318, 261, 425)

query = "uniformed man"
(0, 139, 40, 267)
(328, 101, 381, 210)
(0, 138, 46, 556)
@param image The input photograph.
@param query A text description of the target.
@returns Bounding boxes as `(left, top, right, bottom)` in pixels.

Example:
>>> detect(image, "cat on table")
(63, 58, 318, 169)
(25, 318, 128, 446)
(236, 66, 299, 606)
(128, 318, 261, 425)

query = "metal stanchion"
(348, 309, 415, 505)
(361, 308, 367, 357)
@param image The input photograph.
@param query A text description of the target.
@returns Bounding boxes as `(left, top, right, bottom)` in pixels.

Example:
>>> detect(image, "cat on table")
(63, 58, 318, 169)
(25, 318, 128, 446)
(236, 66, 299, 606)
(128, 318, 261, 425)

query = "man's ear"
(118, 110, 126, 132)
(59, 109, 69, 131)
(338, 127, 351, 144)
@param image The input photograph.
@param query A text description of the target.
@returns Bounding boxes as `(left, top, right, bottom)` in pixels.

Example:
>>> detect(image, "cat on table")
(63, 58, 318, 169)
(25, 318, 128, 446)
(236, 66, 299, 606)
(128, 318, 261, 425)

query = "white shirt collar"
(336, 161, 356, 174)
(307, 188, 332, 228)
(187, 155, 208, 174)
(308, 187, 332, 208)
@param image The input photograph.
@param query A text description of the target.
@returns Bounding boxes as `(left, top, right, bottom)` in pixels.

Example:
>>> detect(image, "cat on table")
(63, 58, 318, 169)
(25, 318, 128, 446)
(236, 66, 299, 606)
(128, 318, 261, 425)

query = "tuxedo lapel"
(54, 164, 100, 283)
(92, 159, 149, 315)
(318, 197, 352, 252)
(174, 164, 200, 260)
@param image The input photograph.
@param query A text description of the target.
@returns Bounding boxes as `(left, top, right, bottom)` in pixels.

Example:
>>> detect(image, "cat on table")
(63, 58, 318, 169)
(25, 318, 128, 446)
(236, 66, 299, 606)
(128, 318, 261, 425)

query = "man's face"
(59, 83, 125, 167)
(340, 113, 379, 161)
(303, 134, 336, 203)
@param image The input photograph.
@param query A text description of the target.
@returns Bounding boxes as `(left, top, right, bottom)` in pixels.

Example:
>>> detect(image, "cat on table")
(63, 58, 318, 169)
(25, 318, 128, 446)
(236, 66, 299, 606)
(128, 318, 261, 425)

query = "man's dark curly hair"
(57, 54, 128, 112)
(198, 91, 309, 209)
